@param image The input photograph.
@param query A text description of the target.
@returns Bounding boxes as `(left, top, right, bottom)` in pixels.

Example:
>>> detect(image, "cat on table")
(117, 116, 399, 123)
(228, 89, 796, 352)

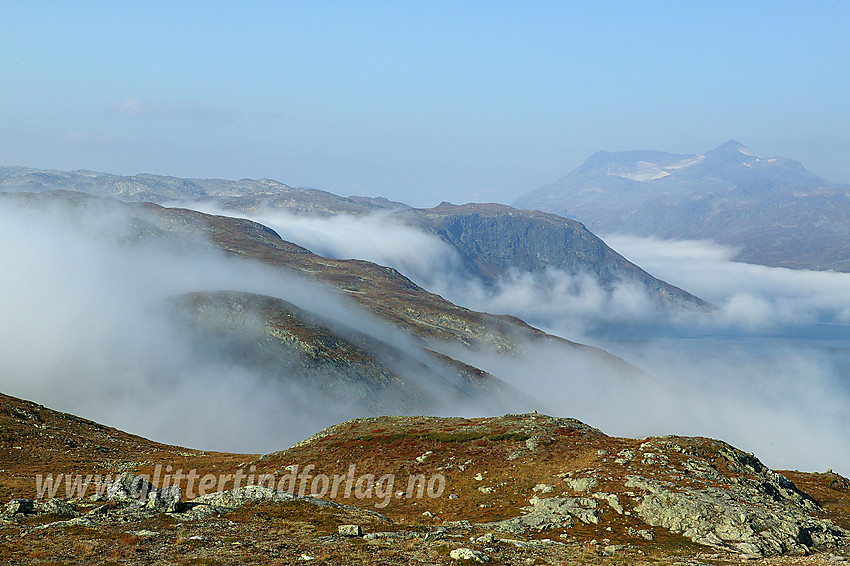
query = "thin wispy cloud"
(109, 96, 241, 122)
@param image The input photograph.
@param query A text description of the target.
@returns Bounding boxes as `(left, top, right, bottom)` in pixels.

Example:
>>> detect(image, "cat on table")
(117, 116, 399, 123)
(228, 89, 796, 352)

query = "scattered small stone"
(424, 529, 446, 542)
(448, 494, 459, 499)
(126, 529, 157, 537)
(564, 477, 598, 492)
(473, 473, 484, 481)
(443, 520, 472, 529)
(450, 548, 491, 562)
(5, 499, 34, 515)
(532, 483, 555, 494)
(415, 451, 433, 463)
(338, 524, 363, 537)
(297, 554, 315, 561)
(478, 486, 494, 494)
(363, 531, 418, 540)
(600, 544, 624, 556)
(632, 528, 653, 540)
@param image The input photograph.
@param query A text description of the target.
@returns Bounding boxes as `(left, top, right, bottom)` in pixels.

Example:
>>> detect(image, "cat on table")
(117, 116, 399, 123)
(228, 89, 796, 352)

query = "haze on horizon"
(2, 1, 849, 207)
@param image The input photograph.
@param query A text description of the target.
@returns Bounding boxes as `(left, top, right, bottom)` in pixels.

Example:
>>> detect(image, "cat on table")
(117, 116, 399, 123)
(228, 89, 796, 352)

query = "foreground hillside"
(2, 391, 848, 565)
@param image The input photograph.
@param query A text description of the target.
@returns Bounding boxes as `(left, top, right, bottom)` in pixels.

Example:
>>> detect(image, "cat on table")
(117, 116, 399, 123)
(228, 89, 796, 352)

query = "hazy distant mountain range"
(0, 166, 707, 310)
(0, 165, 405, 215)
(515, 141, 850, 271)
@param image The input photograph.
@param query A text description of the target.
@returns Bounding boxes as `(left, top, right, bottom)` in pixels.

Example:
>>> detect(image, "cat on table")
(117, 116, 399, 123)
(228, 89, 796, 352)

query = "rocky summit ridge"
(2, 392, 848, 565)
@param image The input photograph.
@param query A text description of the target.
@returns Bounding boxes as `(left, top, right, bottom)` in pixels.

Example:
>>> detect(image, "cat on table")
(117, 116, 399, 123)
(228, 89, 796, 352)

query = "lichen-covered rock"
(482, 495, 598, 533)
(190, 485, 299, 509)
(34, 498, 77, 515)
(146, 485, 182, 512)
(593, 492, 623, 514)
(5, 499, 34, 515)
(338, 524, 362, 536)
(449, 548, 491, 562)
(564, 477, 598, 492)
(625, 470, 847, 557)
(106, 472, 156, 504)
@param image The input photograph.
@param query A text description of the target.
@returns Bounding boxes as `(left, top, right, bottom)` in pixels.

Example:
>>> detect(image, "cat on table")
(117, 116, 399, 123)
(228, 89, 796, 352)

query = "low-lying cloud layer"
(604, 234, 850, 328)
(0, 198, 500, 453)
(3, 197, 848, 474)
(219, 209, 850, 474)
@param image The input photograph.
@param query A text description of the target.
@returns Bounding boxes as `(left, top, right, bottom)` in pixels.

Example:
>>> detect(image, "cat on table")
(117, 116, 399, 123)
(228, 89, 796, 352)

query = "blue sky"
(2, 1, 849, 205)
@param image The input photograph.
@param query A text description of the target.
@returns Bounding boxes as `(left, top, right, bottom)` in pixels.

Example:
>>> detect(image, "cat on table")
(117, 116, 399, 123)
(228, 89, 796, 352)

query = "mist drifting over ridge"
(0, 193, 519, 452)
(193, 206, 850, 475)
(1, 186, 848, 475)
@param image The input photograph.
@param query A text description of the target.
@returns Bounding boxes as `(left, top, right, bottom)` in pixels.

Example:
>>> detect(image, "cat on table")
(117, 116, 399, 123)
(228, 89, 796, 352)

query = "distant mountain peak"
(714, 139, 746, 151)
(513, 141, 844, 272)
(706, 140, 760, 160)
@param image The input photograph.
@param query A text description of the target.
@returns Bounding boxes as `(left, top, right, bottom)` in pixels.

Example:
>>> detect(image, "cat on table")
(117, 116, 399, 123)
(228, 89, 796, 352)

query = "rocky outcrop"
(483, 495, 599, 533)
(105, 471, 158, 504)
(100, 472, 184, 513)
(449, 547, 491, 562)
(625, 473, 844, 557)
(621, 444, 847, 558)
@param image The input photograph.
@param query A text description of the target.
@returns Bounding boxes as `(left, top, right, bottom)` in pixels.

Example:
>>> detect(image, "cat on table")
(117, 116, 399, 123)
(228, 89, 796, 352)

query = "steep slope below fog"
(171, 290, 527, 412)
(404, 202, 708, 309)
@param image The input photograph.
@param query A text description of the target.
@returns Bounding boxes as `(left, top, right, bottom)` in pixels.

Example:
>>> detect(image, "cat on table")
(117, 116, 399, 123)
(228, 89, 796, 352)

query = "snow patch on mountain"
(610, 155, 705, 182)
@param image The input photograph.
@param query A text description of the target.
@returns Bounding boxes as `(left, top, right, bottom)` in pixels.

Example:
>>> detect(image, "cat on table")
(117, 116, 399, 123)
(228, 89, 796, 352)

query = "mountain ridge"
(0, 166, 710, 310)
(514, 141, 850, 271)
(403, 202, 708, 309)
